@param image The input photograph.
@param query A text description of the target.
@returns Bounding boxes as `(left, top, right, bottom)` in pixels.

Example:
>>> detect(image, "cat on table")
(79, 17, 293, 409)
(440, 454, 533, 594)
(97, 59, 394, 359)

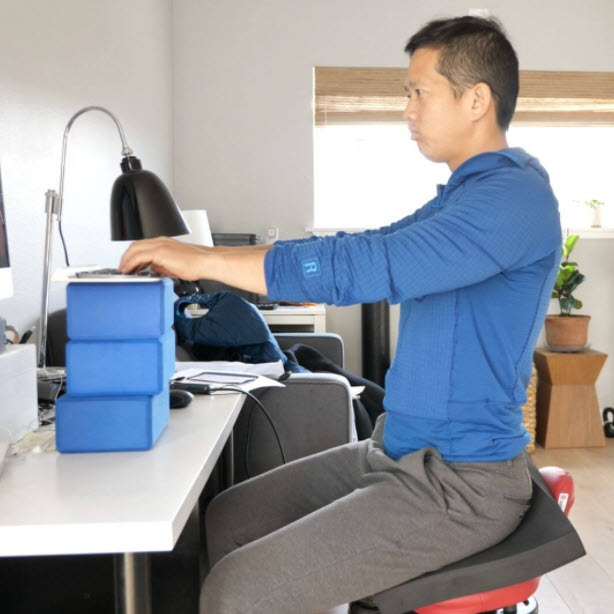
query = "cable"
(170, 379, 288, 478)
(214, 384, 287, 479)
(58, 219, 71, 267)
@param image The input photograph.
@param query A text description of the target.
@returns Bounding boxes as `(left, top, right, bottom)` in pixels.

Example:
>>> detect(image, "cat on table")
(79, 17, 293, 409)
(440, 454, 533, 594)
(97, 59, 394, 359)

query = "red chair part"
(414, 578, 539, 614)
(538, 466, 574, 516)
(413, 466, 574, 614)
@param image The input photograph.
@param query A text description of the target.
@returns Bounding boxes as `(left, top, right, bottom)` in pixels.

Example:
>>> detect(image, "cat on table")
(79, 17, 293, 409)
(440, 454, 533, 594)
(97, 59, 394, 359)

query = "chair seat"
(414, 577, 539, 613)
(372, 461, 585, 614)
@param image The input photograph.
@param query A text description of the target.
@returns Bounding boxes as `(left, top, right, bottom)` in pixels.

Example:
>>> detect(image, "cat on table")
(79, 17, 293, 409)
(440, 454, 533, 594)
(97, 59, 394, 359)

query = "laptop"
(53, 266, 162, 283)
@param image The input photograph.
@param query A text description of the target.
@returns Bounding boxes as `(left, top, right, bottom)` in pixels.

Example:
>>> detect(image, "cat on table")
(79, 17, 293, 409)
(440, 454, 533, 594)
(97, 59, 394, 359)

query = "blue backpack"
(174, 292, 305, 372)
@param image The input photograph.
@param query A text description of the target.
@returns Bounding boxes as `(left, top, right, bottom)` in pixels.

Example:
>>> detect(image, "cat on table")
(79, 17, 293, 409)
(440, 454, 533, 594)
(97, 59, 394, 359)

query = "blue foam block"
(66, 330, 175, 396)
(66, 278, 173, 339)
(55, 388, 169, 453)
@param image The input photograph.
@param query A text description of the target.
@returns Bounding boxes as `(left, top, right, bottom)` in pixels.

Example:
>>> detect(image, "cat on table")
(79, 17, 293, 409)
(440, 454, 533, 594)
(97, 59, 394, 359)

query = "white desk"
(188, 304, 326, 333)
(0, 393, 244, 612)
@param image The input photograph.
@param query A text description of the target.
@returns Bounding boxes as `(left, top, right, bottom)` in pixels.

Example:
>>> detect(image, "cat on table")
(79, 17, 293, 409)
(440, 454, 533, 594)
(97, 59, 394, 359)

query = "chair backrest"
(372, 460, 585, 614)
(274, 333, 345, 368)
(46, 308, 68, 367)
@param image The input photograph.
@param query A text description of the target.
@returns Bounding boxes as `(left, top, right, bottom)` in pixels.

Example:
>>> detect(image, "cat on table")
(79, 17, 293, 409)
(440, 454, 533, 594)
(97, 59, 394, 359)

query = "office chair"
(179, 331, 354, 483)
(367, 462, 584, 614)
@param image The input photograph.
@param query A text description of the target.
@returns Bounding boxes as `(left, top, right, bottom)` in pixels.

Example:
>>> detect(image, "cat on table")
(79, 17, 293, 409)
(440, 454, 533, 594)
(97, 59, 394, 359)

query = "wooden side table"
(533, 347, 607, 448)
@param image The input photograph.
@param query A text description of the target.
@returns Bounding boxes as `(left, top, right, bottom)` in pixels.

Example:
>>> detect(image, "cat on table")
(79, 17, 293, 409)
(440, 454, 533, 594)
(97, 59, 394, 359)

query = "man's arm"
(116, 198, 433, 293)
(274, 200, 436, 248)
(119, 238, 271, 295)
(198, 244, 272, 253)
(265, 173, 562, 306)
(337, 200, 436, 238)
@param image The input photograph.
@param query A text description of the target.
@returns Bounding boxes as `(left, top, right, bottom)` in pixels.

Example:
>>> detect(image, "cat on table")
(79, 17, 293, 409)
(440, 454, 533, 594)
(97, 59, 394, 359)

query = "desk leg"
(114, 552, 152, 614)
(222, 430, 235, 489)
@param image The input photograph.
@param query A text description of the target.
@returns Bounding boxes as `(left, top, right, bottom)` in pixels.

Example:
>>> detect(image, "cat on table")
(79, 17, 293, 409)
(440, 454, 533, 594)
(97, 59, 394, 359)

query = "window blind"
(314, 67, 614, 126)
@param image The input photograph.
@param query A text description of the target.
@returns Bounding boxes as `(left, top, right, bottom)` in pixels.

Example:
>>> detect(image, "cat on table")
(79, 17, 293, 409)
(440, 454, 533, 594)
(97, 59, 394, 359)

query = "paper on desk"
(175, 360, 285, 379)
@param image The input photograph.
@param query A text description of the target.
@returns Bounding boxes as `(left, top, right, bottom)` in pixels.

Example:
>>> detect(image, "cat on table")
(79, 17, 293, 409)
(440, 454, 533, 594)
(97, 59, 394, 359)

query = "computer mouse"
(170, 388, 194, 409)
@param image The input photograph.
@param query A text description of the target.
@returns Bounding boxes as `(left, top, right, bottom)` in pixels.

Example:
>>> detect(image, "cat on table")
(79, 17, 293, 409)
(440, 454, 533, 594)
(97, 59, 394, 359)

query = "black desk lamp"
(38, 106, 189, 370)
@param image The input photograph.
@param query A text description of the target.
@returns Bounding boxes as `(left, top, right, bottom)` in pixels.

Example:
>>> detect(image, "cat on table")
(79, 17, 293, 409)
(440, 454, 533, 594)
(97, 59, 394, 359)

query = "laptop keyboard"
(73, 268, 161, 279)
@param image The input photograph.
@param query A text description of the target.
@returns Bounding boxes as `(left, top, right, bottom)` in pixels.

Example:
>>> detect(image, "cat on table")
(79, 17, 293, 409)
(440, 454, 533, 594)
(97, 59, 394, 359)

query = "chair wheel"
(487, 596, 538, 614)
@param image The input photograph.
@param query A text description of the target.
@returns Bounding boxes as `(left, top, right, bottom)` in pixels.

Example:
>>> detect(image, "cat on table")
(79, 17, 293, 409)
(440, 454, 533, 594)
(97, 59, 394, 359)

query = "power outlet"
(266, 227, 279, 244)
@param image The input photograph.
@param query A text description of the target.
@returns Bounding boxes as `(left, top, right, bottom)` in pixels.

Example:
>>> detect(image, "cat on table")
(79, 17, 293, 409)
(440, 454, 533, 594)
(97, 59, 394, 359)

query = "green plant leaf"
(555, 265, 575, 290)
(560, 296, 575, 314)
(566, 271, 586, 294)
(563, 234, 579, 258)
(574, 299, 583, 309)
(585, 199, 605, 209)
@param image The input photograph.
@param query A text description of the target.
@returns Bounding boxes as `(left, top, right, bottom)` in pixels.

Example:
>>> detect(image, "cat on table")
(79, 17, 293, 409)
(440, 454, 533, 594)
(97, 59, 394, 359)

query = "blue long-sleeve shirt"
(265, 148, 562, 462)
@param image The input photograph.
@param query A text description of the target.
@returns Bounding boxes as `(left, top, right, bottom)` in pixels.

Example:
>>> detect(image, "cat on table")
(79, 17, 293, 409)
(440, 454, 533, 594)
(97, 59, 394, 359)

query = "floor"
(322, 439, 614, 614)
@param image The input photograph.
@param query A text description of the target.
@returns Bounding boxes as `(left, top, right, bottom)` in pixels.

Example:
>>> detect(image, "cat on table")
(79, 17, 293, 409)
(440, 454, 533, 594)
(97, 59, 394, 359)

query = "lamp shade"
(110, 156, 189, 240)
(176, 209, 214, 247)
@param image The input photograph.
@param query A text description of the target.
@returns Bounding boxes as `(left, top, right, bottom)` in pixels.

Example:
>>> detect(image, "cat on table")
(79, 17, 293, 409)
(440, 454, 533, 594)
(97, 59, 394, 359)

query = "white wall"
(0, 0, 173, 341)
(173, 0, 614, 409)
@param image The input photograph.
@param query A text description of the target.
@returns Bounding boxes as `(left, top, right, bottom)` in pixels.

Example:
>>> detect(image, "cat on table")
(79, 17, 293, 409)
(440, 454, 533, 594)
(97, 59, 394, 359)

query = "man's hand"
(119, 237, 210, 280)
(118, 237, 271, 295)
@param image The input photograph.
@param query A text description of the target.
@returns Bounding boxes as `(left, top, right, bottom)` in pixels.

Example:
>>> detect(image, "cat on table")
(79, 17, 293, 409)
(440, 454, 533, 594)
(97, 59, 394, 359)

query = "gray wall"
(0, 0, 173, 337)
(173, 0, 614, 409)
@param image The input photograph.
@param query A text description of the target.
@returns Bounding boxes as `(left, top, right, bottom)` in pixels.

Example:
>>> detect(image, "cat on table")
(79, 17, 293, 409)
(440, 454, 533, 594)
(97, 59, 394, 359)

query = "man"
(120, 16, 561, 614)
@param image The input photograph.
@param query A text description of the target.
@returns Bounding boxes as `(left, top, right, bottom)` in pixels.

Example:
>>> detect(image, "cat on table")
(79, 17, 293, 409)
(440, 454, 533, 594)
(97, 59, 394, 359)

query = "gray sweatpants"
(201, 415, 532, 613)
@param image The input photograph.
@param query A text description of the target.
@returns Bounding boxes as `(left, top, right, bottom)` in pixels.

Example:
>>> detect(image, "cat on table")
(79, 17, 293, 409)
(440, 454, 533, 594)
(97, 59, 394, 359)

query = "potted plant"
(545, 234, 590, 351)
(584, 198, 605, 228)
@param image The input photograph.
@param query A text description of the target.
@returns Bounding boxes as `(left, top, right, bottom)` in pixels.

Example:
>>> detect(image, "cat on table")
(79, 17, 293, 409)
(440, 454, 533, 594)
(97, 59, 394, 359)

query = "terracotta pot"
(544, 314, 591, 351)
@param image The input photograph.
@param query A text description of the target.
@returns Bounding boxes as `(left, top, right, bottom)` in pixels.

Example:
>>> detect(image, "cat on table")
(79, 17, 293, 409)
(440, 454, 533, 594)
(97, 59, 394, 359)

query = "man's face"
(403, 48, 472, 169)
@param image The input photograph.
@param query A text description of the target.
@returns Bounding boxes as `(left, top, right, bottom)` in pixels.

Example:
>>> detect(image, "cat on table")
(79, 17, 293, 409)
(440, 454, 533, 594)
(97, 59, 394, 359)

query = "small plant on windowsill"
(585, 198, 605, 228)
(574, 198, 606, 228)
(544, 234, 590, 352)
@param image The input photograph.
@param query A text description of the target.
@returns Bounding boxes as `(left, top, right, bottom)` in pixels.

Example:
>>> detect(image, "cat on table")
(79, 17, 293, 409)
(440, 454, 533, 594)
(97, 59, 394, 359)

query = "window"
(313, 67, 614, 232)
(507, 125, 614, 230)
(314, 123, 449, 229)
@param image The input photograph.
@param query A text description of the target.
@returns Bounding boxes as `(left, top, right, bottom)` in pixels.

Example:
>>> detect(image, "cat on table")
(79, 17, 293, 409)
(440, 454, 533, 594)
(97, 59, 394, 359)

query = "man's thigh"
(201, 442, 531, 614)
(206, 439, 370, 567)
(201, 469, 449, 614)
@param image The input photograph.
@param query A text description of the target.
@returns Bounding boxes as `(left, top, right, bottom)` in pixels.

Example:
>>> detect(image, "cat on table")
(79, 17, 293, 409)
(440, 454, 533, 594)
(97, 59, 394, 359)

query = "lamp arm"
(38, 106, 134, 370)
(57, 106, 134, 221)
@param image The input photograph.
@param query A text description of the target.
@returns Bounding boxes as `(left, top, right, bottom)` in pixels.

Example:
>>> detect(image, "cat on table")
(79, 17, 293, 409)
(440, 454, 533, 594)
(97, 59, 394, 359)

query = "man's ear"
(467, 82, 493, 122)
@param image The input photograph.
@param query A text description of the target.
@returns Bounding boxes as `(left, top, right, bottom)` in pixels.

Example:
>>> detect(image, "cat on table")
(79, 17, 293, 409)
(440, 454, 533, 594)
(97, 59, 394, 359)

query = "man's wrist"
(200, 248, 224, 282)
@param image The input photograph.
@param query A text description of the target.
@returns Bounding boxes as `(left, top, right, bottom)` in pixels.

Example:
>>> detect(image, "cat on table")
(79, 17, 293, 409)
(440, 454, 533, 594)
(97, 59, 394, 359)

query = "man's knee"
(200, 551, 255, 614)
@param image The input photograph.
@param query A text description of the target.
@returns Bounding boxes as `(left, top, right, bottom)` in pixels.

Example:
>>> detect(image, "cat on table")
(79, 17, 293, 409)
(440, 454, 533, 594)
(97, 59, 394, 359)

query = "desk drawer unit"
(56, 279, 174, 453)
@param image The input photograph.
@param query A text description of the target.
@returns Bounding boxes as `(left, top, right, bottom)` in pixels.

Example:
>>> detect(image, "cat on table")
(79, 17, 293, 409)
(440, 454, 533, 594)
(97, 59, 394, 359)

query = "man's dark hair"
(405, 16, 519, 131)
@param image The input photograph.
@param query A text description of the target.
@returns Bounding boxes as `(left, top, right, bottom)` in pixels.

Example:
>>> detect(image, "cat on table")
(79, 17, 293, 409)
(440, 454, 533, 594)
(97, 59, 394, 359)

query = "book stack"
(55, 279, 174, 452)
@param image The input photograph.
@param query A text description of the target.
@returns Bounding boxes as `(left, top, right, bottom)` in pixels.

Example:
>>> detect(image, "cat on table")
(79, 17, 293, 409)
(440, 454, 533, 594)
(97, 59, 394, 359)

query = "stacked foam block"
(55, 279, 175, 453)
